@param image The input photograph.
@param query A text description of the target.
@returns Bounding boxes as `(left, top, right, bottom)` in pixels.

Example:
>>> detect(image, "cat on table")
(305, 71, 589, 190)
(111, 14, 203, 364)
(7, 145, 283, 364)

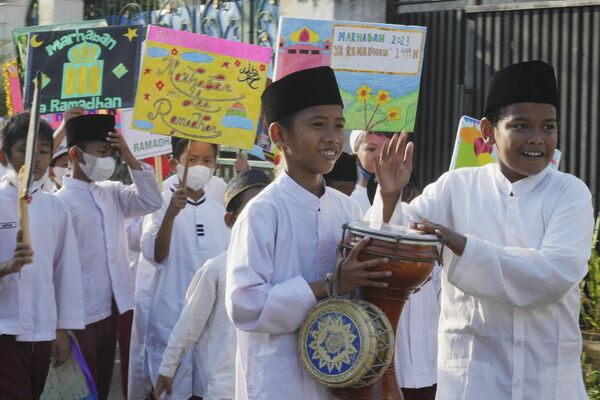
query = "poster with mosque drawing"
(274, 17, 427, 132)
(23, 25, 143, 114)
(132, 25, 270, 149)
(449, 115, 562, 170)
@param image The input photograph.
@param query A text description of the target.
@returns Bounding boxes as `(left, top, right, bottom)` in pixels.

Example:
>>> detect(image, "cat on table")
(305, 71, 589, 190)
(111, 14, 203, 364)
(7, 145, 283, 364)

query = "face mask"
(79, 150, 116, 182)
(176, 163, 213, 191)
(52, 166, 69, 187)
(357, 162, 373, 181)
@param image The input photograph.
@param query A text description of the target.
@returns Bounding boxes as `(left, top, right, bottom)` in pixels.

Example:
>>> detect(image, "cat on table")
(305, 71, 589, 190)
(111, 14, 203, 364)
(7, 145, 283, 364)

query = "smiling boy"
(225, 66, 391, 400)
(372, 60, 594, 399)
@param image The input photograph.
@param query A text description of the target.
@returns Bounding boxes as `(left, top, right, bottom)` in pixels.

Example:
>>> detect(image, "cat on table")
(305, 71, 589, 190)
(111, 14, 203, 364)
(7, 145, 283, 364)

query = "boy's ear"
(480, 118, 496, 145)
(168, 158, 178, 174)
(269, 123, 285, 149)
(224, 211, 236, 229)
(68, 147, 84, 164)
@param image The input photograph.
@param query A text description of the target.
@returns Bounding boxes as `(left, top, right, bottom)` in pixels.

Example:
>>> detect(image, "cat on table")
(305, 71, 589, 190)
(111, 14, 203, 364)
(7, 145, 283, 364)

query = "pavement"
(108, 345, 125, 400)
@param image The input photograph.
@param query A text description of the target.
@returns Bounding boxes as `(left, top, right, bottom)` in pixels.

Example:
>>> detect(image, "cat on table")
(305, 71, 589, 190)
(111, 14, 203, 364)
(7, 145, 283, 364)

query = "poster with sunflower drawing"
(132, 25, 270, 149)
(274, 17, 427, 132)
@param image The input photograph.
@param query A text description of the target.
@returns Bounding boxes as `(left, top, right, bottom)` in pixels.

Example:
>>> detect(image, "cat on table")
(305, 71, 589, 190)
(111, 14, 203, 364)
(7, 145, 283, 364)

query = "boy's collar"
(492, 163, 551, 197)
(278, 170, 326, 211)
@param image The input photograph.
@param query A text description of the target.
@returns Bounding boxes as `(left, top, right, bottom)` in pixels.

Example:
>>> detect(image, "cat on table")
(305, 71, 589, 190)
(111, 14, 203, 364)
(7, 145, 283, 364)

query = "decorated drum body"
(298, 299, 394, 388)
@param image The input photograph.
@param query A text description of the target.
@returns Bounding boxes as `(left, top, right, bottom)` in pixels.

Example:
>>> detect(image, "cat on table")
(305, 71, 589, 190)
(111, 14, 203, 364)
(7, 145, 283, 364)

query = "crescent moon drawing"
(30, 34, 44, 48)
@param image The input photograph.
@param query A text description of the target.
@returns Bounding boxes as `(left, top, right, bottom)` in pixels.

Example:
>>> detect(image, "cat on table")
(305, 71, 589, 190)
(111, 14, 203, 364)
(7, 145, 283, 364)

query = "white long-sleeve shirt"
(370, 163, 593, 400)
(159, 251, 235, 400)
(226, 171, 362, 400)
(56, 164, 162, 324)
(0, 179, 85, 341)
(141, 189, 230, 398)
(395, 264, 441, 389)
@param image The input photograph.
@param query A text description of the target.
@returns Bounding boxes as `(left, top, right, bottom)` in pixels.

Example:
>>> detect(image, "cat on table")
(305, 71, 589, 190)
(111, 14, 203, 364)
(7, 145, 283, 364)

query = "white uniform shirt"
(350, 184, 371, 216)
(56, 164, 162, 325)
(395, 264, 441, 389)
(0, 179, 85, 341)
(159, 251, 235, 400)
(370, 163, 593, 400)
(226, 171, 362, 400)
(141, 189, 230, 397)
(163, 174, 227, 205)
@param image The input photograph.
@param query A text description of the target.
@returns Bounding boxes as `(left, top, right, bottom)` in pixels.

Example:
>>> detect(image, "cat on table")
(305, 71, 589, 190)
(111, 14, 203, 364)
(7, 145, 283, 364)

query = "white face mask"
(176, 163, 213, 191)
(4, 162, 47, 193)
(52, 166, 69, 186)
(79, 150, 116, 182)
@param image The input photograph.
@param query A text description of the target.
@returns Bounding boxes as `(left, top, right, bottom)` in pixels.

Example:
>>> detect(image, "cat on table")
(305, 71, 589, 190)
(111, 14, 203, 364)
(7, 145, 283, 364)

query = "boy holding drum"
(225, 66, 391, 400)
(373, 60, 594, 399)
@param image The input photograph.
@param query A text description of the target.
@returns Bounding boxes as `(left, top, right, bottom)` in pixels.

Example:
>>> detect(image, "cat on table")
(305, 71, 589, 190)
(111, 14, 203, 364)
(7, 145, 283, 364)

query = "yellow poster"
(132, 26, 271, 149)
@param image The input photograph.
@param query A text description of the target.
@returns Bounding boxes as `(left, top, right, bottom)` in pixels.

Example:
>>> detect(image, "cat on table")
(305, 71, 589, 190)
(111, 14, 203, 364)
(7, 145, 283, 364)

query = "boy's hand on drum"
(411, 220, 467, 256)
(376, 132, 414, 198)
(338, 237, 392, 295)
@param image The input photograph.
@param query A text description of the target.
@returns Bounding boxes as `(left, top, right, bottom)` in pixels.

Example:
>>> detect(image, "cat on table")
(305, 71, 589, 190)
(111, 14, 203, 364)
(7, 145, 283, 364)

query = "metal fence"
(389, 2, 600, 211)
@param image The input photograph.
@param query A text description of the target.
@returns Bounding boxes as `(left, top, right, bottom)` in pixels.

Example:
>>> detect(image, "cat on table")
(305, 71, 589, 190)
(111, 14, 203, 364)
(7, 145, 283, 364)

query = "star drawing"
(123, 28, 138, 42)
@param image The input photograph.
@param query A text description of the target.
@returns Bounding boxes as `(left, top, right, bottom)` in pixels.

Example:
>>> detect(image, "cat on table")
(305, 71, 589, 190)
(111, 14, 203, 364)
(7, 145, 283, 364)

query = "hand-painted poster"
(2, 60, 23, 115)
(449, 115, 562, 170)
(120, 108, 172, 159)
(23, 25, 143, 115)
(12, 19, 108, 79)
(274, 17, 427, 133)
(132, 26, 270, 149)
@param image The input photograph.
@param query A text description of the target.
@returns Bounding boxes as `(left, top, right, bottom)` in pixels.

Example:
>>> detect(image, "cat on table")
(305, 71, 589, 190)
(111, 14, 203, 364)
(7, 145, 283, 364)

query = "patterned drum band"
(298, 298, 394, 388)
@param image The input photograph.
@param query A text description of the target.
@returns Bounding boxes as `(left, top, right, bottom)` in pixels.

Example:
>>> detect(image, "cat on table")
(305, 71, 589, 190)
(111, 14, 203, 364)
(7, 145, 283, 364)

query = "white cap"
(349, 130, 365, 154)
(52, 138, 68, 162)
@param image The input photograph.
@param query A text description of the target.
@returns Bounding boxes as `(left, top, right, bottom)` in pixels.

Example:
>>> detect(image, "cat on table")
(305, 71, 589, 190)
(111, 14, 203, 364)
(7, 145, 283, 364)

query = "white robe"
(159, 251, 235, 400)
(226, 171, 362, 400)
(141, 189, 230, 399)
(0, 179, 85, 341)
(350, 184, 371, 216)
(56, 164, 162, 324)
(369, 163, 594, 400)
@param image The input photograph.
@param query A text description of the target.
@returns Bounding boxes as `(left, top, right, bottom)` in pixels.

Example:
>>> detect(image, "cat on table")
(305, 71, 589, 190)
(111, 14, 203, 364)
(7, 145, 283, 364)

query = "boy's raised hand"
(165, 188, 187, 218)
(0, 230, 33, 277)
(106, 131, 142, 170)
(375, 132, 414, 197)
(337, 237, 392, 295)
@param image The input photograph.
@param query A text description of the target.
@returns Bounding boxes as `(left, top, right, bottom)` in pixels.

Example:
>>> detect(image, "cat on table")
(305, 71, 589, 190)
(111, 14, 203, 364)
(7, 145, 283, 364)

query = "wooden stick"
(17, 166, 30, 246)
(154, 155, 163, 192)
(179, 140, 192, 189)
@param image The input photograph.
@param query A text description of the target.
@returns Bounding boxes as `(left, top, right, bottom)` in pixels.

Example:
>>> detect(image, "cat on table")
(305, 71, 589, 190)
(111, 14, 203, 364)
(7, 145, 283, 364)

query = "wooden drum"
(333, 221, 442, 400)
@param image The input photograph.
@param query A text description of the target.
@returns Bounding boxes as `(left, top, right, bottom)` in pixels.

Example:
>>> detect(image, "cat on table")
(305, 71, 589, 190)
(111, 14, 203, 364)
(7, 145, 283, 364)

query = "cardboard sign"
(449, 115, 561, 170)
(274, 17, 427, 132)
(2, 60, 23, 115)
(12, 19, 108, 79)
(23, 25, 144, 114)
(132, 26, 270, 149)
(120, 108, 172, 159)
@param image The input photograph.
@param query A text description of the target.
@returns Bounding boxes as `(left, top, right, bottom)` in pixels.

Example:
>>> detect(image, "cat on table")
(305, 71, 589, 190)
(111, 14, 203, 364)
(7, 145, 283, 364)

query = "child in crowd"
(349, 129, 388, 214)
(225, 66, 391, 399)
(373, 60, 594, 399)
(0, 112, 85, 400)
(57, 114, 162, 400)
(141, 138, 230, 399)
(154, 169, 271, 399)
(323, 151, 358, 196)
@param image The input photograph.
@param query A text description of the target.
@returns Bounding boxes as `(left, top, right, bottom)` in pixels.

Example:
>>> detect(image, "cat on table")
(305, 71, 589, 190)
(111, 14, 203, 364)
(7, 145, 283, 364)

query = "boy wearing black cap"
(153, 169, 271, 400)
(56, 114, 162, 400)
(323, 151, 358, 196)
(0, 112, 84, 399)
(373, 60, 594, 399)
(226, 66, 391, 400)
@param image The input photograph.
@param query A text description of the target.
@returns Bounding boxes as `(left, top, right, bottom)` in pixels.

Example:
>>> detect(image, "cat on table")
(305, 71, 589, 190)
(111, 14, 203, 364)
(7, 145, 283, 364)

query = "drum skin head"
(298, 299, 394, 388)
